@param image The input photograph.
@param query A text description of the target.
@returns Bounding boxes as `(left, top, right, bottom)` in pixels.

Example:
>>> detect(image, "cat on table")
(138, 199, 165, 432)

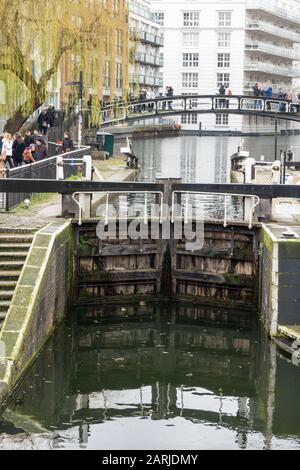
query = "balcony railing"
(129, 3, 157, 23)
(135, 52, 164, 67)
(130, 28, 164, 47)
(245, 41, 300, 60)
(246, 21, 300, 43)
(244, 61, 298, 77)
(129, 74, 163, 87)
(247, 1, 300, 26)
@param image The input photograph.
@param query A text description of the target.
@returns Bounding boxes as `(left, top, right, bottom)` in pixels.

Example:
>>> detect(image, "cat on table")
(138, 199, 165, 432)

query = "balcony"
(247, 1, 300, 26)
(244, 61, 297, 77)
(245, 41, 300, 60)
(246, 21, 300, 43)
(135, 52, 163, 67)
(129, 74, 163, 87)
(130, 28, 164, 47)
(129, 3, 157, 24)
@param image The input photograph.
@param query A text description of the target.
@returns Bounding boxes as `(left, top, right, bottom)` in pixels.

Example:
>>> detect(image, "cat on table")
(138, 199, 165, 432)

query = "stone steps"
(0, 300, 11, 312)
(0, 291, 15, 301)
(0, 252, 28, 261)
(0, 243, 32, 252)
(0, 234, 34, 244)
(0, 261, 24, 271)
(0, 281, 17, 290)
(0, 229, 34, 329)
(0, 271, 22, 281)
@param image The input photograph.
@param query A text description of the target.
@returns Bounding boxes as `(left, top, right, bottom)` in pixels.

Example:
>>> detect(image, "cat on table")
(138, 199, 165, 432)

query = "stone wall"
(0, 221, 73, 405)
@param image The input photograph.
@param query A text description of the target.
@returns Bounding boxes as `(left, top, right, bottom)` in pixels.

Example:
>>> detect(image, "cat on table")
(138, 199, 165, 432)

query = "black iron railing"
(1, 145, 90, 211)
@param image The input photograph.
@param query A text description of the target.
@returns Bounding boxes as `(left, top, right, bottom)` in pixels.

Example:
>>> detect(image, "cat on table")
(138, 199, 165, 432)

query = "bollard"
(80, 155, 93, 219)
(56, 156, 64, 180)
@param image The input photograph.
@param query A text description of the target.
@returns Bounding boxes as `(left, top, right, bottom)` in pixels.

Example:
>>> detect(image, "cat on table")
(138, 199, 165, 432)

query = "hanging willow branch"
(0, 0, 129, 133)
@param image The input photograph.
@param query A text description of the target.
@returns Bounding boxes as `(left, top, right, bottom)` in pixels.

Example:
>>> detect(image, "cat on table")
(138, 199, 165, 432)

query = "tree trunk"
(4, 90, 44, 134)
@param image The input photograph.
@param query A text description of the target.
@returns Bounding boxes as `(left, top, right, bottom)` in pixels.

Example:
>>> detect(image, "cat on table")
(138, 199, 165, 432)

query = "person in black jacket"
(24, 130, 32, 147)
(37, 110, 49, 135)
(12, 135, 26, 167)
(218, 84, 226, 109)
(62, 133, 74, 153)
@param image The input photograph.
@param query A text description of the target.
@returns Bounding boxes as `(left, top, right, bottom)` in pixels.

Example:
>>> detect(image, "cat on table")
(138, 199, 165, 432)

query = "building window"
(116, 30, 123, 56)
(181, 113, 198, 124)
(182, 73, 198, 88)
(104, 61, 110, 88)
(183, 11, 200, 27)
(182, 32, 199, 48)
(218, 33, 231, 48)
(182, 53, 199, 67)
(217, 73, 230, 88)
(113, 0, 119, 15)
(216, 114, 229, 126)
(217, 53, 230, 68)
(116, 63, 122, 89)
(218, 12, 232, 27)
(153, 12, 164, 26)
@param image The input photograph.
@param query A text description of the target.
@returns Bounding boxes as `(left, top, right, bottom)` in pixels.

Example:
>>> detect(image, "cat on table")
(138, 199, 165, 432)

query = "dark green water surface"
(0, 303, 299, 450)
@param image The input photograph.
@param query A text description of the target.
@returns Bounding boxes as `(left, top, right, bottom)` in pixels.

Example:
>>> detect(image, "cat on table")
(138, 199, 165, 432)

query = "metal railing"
(245, 41, 300, 60)
(244, 61, 297, 77)
(246, 21, 300, 43)
(247, 1, 300, 25)
(1, 145, 90, 211)
(92, 94, 300, 127)
(134, 52, 164, 67)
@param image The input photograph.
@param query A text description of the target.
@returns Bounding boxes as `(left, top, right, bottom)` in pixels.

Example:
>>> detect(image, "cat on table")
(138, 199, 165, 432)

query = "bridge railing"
(87, 95, 299, 127)
(0, 145, 91, 211)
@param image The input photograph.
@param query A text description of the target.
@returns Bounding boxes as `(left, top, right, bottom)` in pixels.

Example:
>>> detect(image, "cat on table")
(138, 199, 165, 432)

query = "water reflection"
(0, 303, 299, 450)
(131, 135, 300, 222)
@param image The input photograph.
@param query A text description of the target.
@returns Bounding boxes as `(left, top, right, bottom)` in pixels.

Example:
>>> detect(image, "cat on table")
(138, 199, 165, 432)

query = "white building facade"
(129, 0, 164, 96)
(150, 0, 300, 133)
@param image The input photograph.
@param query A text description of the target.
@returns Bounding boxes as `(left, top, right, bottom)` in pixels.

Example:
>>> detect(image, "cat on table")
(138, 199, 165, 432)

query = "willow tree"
(0, 0, 128, 133)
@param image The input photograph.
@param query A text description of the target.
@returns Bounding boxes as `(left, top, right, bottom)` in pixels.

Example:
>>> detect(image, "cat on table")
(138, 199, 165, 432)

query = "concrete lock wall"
(260, 224, 300, 336)
(0, 221, 73, 405)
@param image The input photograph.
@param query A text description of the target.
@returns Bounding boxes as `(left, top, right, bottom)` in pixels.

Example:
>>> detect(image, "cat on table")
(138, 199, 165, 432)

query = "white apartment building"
(129, 0, 164, 96)
(150, 0, 300, 133)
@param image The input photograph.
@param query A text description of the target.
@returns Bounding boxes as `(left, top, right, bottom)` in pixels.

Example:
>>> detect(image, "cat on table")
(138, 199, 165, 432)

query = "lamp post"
(274, 111, 278, 161)
(66, 71, 83, 148)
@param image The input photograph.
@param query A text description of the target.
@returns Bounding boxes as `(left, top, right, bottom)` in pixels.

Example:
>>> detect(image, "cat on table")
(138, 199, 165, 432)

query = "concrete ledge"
(0, 221, 73, 405)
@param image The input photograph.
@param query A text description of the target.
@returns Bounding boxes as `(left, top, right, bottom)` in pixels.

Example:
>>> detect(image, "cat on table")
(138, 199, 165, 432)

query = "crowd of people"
(252, 83, 299, 112)
(0, 129, 75, 178)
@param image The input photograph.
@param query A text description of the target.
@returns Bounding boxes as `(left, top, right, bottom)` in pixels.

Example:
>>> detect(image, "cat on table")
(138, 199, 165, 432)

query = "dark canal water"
(0, 303, 300, 450)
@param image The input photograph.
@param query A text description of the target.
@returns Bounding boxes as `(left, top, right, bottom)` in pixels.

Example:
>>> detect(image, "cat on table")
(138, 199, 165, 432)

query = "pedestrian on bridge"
(253, 83, 262, 110)
(218, 84, 226, 109)
(291, 90, 299, 112)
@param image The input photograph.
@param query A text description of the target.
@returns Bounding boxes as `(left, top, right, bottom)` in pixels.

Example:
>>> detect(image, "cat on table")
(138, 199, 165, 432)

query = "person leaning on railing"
(61, 133, 74, 153)
(22, 145, 36, 164)
(0, 148, 6, 178)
